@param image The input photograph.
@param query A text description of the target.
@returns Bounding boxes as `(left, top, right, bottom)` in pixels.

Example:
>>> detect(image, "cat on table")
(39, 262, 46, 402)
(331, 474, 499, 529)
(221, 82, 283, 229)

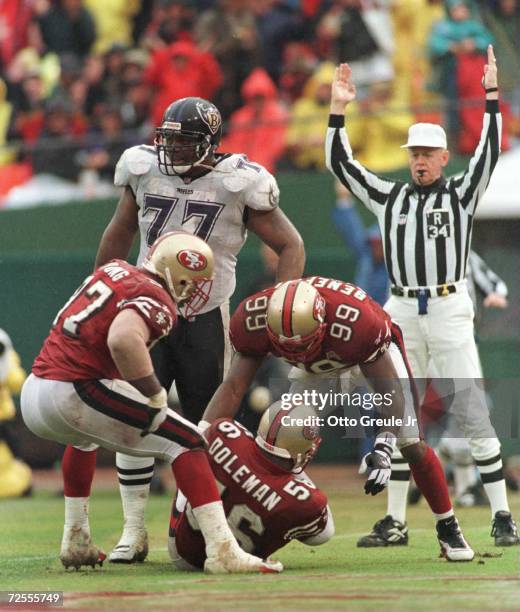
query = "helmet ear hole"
(142, 231, 214, 316)
(266, 280, 326, 361)
(256, 401, 321, 472)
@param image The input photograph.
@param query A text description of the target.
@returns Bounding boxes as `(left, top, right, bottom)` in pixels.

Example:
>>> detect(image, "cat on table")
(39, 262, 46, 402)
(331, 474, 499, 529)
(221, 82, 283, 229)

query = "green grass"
(1, 474, 519, 610)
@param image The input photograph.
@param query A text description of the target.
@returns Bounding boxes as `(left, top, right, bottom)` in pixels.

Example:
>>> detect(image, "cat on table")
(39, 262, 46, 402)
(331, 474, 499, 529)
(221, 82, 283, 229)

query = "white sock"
(483, 481, 510, 516)
(434, 509, 455, 522)
(387, 449, 410, 524)
(116, 453, 154, 531)
(454, 464, 478, 497)
(475, 453, 510, 516)
(192, 501, 236, 553)
(64, 496, 90, 532)
(387, 479, 410, 524)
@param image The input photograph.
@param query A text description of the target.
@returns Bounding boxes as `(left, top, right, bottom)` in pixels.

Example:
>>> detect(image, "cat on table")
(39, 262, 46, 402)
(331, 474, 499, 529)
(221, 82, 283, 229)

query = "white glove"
(198, 420, 211, 436)
(141, 388, 168, 437)
(359, 433, 396, 496)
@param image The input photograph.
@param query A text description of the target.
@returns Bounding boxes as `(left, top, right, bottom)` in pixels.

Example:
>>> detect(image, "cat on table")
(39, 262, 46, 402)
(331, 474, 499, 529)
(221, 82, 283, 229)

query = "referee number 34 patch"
(426, 210, 451, 239)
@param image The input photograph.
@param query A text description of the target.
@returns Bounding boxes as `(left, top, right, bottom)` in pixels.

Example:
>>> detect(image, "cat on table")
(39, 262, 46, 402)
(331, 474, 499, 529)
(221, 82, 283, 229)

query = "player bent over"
(203, 278, 474, 561)
(169, 403, 334, 569)
(20, 231, 282, 574)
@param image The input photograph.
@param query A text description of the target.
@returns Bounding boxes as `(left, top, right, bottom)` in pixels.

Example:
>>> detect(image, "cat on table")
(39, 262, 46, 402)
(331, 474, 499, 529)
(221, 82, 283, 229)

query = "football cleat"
(357, 515, 408, 547)
(436, 516, 474, 561)
(491, 511, 520, 546)
(109, 528, 149, 563)
(60, 526, 106, 570)
(204, 539, 283, 574)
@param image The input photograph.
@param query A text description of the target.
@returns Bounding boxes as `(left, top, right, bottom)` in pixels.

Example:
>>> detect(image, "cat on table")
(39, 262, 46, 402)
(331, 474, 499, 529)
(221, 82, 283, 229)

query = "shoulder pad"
(115, 146, 154, 186)
(125, 146, 155, 175)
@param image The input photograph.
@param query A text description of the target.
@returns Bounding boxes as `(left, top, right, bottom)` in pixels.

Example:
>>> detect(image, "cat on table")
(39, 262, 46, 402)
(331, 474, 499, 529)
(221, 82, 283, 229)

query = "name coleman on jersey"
(208, 437, 285, 512)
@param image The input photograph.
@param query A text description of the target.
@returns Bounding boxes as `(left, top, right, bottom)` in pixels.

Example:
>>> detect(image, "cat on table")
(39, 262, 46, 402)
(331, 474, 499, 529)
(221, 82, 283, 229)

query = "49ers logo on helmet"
(177, 249, 207, 271)
(303, 424, 320, 441)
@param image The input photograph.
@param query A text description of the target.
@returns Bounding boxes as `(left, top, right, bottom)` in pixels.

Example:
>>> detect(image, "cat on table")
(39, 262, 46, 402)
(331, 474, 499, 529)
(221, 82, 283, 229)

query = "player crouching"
(21, 231, 281, 574)
(169, 402, 334, 571)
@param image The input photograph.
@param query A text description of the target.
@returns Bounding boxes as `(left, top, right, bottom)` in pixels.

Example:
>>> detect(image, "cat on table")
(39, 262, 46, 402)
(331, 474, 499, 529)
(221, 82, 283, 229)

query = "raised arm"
(325, 63, 398, 214)
(452, 45, 501, 213)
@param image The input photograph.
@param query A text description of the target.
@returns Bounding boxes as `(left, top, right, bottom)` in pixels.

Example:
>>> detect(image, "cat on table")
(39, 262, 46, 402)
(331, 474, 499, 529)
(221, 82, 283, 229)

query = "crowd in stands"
(0, 0, 519, 205)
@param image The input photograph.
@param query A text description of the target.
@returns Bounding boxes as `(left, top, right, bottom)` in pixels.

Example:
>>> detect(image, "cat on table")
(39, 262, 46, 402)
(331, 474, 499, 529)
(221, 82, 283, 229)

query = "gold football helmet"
(256, 400, 322, 472)
(142, 231, 214, 316)
(267, 280, 326, 361)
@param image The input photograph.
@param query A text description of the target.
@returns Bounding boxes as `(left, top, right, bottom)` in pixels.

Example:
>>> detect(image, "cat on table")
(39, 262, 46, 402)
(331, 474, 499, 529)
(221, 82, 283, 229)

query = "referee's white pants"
(384, 288, 500, 461)
(21, 374, 204, 462)
(287, 340, 420, 449)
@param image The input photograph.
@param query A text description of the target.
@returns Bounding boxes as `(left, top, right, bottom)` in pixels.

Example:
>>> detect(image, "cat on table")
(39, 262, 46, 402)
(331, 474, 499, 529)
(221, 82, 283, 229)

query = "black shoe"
(436, 516, 474, 561)
(491, 511, 520, 546)
(357, 515, 408, 547)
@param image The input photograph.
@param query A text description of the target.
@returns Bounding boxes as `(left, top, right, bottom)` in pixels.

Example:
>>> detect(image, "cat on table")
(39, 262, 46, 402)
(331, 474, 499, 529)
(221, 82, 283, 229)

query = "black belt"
(391, 283, 458, 298)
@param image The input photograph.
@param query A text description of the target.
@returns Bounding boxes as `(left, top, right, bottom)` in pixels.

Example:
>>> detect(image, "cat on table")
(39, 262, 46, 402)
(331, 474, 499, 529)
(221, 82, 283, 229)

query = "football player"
(94, 97, 304, 563)
(169, 402, 334, 570)
(21, 232, 282, 574)
(202, 278, 474, 561)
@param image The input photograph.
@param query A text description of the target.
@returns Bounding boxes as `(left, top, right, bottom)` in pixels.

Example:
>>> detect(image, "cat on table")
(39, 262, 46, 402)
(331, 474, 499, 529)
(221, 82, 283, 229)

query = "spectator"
(31, 99, 83, 181)
(278, 41, 317, 105)
(84, 0, 140, 54)
(35, 0, 96, 60)
(144, 40, 223, 127)
(391, 0, 444, 110)
(77, 105, 129, 184)
(479, 0, 520, 138)
(354, 81, 414, 172)
(141, 0, 195, 51)
(100, 44, 128, 110)
(194, 0, 261, 118)
(0, 328, 31, 499)
(316, 0, 395, 92)
(0, 79, 14, 166)
(220, 68, 288, 174)
(253, 0, 307, 84)
(286, 61, 363, 170)
(428, 0, 493, 143)
(0, 0, 33, 71)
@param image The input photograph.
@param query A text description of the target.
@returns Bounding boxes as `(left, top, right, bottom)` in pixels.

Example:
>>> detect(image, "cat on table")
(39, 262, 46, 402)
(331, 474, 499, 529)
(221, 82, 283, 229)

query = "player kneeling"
(169, 402, 334, 571)
(21, 231, 281, 574)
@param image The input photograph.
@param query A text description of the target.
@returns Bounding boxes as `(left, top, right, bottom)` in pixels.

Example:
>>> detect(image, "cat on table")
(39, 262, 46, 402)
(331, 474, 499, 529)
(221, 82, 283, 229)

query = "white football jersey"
(114, 145, 279, 315)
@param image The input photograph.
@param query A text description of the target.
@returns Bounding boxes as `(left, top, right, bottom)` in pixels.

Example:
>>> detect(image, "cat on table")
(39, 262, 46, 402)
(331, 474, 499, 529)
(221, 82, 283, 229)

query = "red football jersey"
(230, 276, 392, 373)
(33, 260, 176, 381)
(171, 419, 328, 567)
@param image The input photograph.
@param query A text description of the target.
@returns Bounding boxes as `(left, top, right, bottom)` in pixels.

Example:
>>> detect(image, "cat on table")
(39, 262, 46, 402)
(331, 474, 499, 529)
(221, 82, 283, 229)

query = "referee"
(325, 45, 518, 547)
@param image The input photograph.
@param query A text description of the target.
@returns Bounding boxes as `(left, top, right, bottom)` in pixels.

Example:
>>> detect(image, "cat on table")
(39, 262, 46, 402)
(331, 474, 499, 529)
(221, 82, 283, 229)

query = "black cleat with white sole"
(357, 515, 408, 547)
(436, 516, 474, 561)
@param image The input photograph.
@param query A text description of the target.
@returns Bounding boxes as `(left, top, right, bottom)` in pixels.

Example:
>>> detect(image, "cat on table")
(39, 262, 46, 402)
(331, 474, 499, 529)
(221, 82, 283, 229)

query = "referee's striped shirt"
(325, 100, 502, 288)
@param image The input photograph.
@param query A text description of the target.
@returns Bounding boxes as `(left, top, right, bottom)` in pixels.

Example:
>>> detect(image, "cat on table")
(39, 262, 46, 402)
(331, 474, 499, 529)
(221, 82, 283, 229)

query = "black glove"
(359, 434, 395, 496)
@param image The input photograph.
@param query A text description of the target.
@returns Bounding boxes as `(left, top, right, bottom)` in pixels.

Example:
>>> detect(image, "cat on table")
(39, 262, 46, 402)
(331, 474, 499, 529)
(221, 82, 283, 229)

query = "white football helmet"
(256, 400, 322, 472)
(267, 280, 326, 361)
(142, 231, 214, 316)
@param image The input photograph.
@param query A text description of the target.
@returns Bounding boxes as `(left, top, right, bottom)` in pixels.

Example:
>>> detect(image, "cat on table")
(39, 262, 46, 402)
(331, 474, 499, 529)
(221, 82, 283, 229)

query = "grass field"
(1, 466, 519, 610)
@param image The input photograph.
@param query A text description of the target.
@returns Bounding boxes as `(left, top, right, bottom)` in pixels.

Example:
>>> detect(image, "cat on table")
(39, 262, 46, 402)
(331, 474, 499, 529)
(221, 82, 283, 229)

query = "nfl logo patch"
(398, 214, 407, 225)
